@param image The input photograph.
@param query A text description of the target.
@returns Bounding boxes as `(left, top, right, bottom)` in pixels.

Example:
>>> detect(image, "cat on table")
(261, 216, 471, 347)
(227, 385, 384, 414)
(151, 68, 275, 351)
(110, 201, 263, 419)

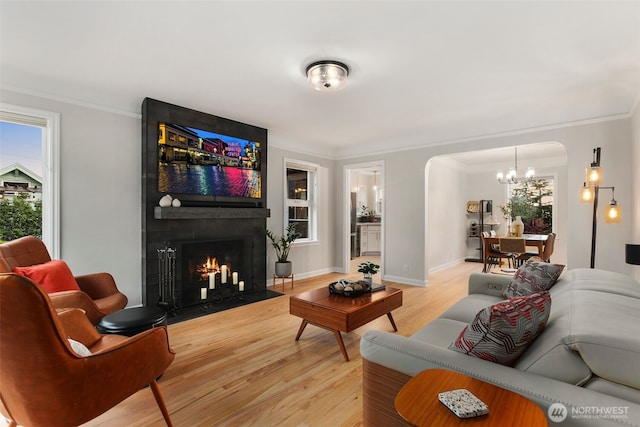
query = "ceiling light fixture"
(496, 147, 535, 184)
(306, 60, 349, 91)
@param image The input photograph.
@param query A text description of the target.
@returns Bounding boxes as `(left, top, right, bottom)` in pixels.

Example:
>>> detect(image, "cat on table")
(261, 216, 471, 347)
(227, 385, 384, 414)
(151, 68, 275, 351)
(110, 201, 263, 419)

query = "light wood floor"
(79, 261, 482, 427)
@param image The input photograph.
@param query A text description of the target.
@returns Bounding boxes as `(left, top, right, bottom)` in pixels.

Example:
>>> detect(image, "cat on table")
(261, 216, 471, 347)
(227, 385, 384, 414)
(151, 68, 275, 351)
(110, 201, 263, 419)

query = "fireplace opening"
(181, 239, 250, 308)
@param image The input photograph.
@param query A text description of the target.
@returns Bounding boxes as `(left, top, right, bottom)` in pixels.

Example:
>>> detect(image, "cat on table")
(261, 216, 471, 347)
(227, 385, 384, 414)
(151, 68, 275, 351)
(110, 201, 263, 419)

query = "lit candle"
(221, 265, 227, 283)
(201, 288, 207, 300)
(239, 280, 245, 292)
(209, 272, 216, 289)
(232, 272, 238, 285)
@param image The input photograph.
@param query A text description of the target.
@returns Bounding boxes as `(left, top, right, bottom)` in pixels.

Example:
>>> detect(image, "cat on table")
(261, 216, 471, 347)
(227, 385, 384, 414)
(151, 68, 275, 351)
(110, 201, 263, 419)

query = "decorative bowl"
(329, 279, 371, 297)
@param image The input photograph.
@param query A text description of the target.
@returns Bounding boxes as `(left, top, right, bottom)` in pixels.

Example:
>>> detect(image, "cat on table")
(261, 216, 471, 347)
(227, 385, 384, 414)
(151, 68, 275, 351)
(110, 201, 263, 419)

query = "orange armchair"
(0, 273, 175, 427)
(0, 236, 127, 323)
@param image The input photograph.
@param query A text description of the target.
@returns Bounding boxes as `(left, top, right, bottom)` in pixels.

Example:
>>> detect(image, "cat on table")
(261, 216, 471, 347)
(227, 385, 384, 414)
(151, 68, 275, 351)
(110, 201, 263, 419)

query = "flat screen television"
(142, 98, 267, 208)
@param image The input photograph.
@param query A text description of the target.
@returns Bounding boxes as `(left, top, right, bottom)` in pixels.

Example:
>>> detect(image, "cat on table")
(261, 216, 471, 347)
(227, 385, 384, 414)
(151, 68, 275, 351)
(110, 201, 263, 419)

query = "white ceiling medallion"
(306, 60, 349, 92)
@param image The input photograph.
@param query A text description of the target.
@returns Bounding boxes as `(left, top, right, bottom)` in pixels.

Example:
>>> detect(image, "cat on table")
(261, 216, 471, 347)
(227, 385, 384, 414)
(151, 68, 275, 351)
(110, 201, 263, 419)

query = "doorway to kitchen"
(343, 161, 384, 280)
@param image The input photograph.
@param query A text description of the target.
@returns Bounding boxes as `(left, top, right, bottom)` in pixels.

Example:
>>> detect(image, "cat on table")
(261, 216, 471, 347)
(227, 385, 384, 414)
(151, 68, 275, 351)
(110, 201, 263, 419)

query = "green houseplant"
(357, 261, 380, 285)
(264, 223, 301, 277)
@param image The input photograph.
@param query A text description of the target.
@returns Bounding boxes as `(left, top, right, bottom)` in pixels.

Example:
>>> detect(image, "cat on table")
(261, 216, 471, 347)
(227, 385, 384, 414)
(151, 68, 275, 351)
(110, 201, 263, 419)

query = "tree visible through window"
(501, 178, 554, 234)
(0, 121, 44, 242)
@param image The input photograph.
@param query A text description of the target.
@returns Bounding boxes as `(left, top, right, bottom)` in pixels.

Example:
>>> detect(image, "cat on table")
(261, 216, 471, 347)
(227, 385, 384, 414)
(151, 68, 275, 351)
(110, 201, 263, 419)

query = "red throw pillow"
(13, 260, 81, 293)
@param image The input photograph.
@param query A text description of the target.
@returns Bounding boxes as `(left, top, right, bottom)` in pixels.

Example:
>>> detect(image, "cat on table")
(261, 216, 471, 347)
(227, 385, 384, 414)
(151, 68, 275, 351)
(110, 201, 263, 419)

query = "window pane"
(288, 206, 308, 238)
(287, 168, 308, 200)
(508, 178, 553, 234)
(0, 121, 44, 240)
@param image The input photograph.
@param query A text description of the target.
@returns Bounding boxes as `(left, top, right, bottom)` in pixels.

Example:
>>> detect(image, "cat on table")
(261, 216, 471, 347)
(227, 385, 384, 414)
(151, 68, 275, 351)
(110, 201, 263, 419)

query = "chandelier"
(306, 60, 349, 92)
(496, 147, 535, 184)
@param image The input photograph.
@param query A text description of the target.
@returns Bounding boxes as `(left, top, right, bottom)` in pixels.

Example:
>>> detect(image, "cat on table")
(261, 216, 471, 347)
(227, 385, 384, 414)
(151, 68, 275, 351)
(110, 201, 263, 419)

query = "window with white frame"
(0, 105, 60, 256)
(285, 160, 317, 241)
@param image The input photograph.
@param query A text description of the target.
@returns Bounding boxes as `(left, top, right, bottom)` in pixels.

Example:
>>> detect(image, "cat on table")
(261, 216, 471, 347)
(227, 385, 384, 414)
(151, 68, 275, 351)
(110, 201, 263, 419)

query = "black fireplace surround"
(141, 98, 270, 309)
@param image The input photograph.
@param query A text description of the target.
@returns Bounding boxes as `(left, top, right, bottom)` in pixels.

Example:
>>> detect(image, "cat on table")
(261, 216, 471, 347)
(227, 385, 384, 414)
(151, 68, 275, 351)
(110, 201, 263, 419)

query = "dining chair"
(499, 238, 527, 271)
(517, 232, 556, 265)
(481, 232, 516, 273)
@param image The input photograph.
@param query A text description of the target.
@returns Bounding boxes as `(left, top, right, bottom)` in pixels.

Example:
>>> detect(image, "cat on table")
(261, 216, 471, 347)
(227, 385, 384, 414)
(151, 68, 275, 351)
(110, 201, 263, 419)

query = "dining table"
(482, 234, 548, 273)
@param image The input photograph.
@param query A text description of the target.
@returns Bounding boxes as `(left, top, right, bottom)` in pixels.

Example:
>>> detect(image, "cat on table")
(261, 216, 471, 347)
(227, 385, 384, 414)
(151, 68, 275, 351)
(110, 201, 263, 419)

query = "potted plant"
(357, 261, 380, 286)
(264, 223, 301, 277)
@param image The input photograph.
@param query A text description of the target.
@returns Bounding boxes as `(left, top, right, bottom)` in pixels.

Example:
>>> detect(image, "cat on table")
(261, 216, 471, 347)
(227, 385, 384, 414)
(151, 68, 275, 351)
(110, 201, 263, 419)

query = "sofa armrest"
(74, 272, 122, 300)
(468, 272, 511, 297)
(360, 330, 640, 426)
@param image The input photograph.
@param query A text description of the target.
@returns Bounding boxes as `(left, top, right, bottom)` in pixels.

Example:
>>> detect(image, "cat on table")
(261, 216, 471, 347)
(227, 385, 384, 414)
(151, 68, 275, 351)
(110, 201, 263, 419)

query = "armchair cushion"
(68, 338, 92, 356)
(14, 260, 81, 293)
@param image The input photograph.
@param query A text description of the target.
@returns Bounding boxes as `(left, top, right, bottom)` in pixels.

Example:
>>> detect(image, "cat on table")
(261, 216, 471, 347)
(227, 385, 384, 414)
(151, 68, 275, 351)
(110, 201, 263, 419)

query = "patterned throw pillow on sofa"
(449, 291, 551, 366)
(503, 260, 564, 298)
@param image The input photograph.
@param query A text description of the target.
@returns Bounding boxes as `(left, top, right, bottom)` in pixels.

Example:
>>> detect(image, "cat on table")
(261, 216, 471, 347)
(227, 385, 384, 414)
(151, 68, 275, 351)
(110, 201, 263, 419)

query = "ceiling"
(1, 1, 639, 160)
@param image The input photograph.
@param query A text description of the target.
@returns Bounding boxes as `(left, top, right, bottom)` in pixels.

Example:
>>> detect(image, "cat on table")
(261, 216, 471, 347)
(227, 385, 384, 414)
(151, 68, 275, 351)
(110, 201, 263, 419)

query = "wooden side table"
(274, 274, 294, 291)
(395, 369, 547, 426)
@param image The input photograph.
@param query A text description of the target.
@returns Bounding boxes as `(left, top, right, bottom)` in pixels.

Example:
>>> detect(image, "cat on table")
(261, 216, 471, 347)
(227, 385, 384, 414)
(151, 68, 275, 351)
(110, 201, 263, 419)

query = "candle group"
(204, 265, 245, 294)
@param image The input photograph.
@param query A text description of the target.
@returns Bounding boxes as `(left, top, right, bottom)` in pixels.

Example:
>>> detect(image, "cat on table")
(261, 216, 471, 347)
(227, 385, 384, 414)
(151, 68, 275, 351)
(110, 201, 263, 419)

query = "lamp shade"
(625, 244, 640, 265)
(586, 165, 601, 186)
(580, 183, 593, 203)
(605, 201, 621, 223)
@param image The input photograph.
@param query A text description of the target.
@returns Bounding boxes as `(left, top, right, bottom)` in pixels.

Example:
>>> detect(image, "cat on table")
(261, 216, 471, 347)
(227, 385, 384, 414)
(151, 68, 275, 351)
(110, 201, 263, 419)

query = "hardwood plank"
(68, 261, 480, 426)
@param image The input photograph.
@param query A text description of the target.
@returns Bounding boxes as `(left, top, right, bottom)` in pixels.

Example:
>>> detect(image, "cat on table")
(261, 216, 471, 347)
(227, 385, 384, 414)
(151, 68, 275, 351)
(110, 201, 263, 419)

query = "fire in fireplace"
(181, 239, 248, 307)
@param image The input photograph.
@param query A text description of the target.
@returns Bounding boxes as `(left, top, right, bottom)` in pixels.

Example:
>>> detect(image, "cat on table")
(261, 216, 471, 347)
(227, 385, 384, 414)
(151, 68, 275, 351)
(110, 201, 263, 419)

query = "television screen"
(142, 98, 267, 208)
(157, 123, 262, 199)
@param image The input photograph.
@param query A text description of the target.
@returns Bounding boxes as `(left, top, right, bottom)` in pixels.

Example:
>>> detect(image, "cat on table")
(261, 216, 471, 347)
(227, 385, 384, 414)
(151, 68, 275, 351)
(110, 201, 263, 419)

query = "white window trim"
(1, 103, 60, 257)
(284, 158, 318, 243)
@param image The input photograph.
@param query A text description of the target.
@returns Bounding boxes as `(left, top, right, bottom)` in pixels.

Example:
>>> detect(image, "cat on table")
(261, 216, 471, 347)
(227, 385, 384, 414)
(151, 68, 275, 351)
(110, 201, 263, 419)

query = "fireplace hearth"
(142, 207, 270, 313)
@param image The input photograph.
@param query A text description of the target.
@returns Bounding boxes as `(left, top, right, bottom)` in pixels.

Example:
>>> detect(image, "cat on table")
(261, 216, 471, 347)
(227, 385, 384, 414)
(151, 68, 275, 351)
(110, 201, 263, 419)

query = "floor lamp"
(580, 147, 621, 268)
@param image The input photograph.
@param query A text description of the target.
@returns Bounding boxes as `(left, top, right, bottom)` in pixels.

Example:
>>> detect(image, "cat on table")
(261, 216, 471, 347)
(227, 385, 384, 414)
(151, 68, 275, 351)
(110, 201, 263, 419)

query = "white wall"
(425, 156, 468, 271)
(3, 88, 636, 300)
(265, 146, 336, 281)
(338, 119, 633, 285)
(2, 89, 143, 303)
(631, 104, 640, 282)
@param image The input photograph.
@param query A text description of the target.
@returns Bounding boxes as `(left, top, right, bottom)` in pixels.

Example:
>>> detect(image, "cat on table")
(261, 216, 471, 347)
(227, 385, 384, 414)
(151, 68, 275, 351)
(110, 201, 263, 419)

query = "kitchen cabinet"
(359, 224, 381, 256)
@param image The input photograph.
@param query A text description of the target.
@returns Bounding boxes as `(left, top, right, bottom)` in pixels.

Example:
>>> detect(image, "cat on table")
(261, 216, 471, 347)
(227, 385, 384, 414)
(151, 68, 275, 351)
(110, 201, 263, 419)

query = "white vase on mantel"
(513, 216, 524, 237)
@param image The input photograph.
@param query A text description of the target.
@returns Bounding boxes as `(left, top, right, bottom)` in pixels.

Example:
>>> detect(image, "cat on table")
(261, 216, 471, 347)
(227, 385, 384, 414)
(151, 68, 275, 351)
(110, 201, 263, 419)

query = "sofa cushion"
(566, 291, 640, 389)
(503, 260, 564, 298)
(438, 294, 503, 323)
(449, 292, 551, 366)
(410, 318, 471, 347)
(513, 292, 592, 385)
(13, 260, 81, 293)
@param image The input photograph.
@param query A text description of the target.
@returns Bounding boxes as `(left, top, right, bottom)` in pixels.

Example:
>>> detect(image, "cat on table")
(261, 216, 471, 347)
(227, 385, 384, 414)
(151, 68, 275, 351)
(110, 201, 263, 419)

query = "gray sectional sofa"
(360, 268, 640, 426)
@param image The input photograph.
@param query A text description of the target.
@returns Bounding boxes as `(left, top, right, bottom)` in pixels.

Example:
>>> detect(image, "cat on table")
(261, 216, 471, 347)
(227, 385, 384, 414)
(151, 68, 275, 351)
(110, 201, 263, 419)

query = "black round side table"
(97, 306, 168, 337)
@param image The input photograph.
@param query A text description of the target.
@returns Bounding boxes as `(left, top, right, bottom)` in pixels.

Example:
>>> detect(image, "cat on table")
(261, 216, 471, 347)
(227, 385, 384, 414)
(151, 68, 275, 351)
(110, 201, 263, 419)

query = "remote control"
(438, 389, 489, 418)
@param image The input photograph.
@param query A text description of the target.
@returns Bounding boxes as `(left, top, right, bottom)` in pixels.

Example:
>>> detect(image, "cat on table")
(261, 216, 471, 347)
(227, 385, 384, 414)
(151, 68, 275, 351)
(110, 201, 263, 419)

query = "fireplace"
(140, 98, 271, 314)
(142, 209, 270, 311)
(181, 238, 249, 307)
